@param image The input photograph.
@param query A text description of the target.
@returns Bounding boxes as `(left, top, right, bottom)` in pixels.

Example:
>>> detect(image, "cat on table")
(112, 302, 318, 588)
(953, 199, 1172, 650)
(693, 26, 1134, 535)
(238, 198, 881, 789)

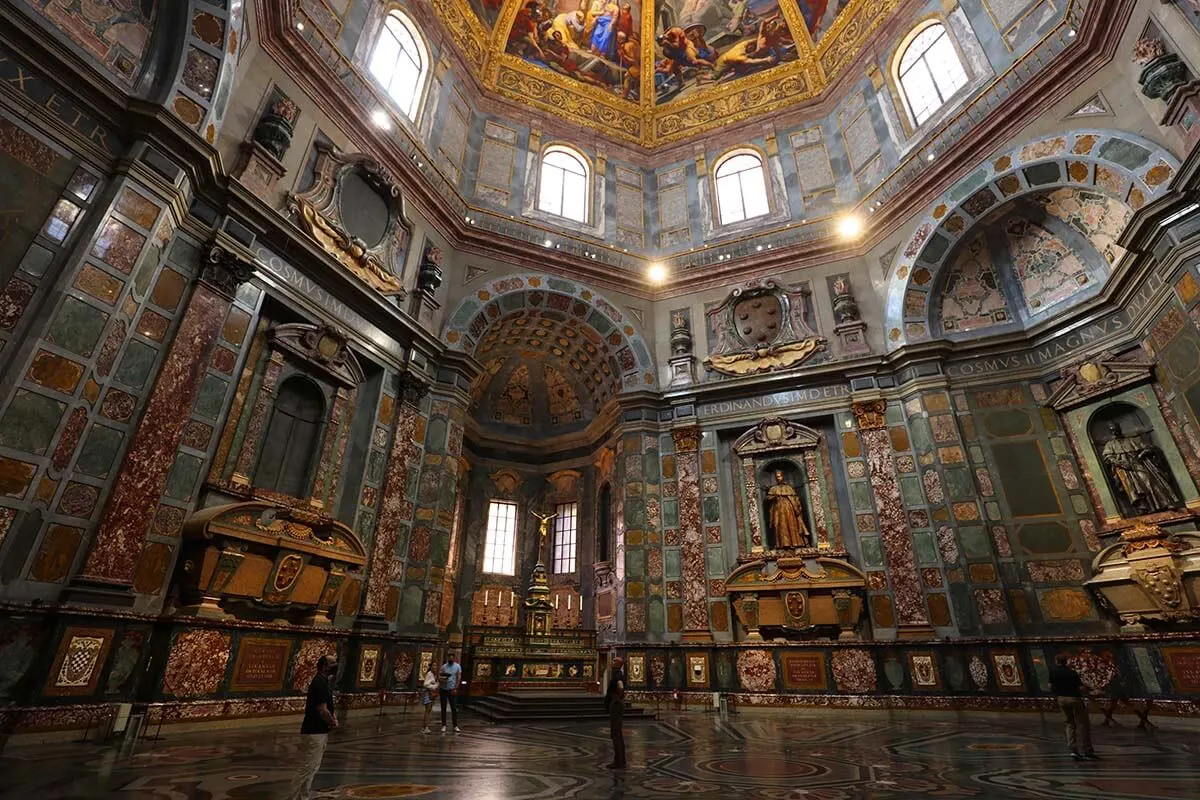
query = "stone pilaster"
(76, 241, 255, 589)
(672, 424, 710, 640)
(851, 400, 934, 638)
(361, 372, 428, 619)
(230, 350, 285, 486)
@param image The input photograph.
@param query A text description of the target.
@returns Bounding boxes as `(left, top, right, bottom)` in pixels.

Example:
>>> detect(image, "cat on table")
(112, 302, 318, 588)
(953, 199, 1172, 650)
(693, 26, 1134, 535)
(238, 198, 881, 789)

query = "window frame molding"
(534, 142, 593, 225)
(551, 500, 580, 575)
(887, 15, 972, 137)
(363, 5, 434, 125)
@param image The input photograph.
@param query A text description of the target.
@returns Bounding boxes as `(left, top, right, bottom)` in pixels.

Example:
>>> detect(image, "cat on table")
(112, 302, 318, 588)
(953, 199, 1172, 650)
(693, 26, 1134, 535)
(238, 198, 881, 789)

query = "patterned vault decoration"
(433, 0, 905, 144)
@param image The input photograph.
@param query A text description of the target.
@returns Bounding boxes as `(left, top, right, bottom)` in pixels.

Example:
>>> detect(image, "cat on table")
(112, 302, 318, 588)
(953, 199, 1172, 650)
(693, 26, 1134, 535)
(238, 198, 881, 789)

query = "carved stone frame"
(733, 417, 839, 555)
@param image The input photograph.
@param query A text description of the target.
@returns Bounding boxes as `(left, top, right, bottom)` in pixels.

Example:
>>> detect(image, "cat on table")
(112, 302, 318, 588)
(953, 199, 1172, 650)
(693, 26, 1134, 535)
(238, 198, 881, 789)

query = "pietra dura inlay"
(672, 426, 708, 634)
(81, 284, 232, 585)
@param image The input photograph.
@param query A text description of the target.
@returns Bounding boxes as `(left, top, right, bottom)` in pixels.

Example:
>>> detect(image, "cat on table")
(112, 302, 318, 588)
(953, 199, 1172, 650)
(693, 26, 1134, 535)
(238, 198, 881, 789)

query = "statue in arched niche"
(766, 469, 810, 548)
(1096, 417, 1183, 517)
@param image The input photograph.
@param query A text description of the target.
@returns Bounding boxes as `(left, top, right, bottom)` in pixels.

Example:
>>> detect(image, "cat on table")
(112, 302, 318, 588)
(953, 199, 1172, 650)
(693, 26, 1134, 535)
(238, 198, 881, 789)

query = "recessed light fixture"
(296, 21, 305, 31)
(544, 239, 553, 247)
(647, 263, 668, 284)
(837, 213, 865, 240)
(927, 152, 935, 162)
(1068, 29, 1076, 37)
(371, 109, 391, 130)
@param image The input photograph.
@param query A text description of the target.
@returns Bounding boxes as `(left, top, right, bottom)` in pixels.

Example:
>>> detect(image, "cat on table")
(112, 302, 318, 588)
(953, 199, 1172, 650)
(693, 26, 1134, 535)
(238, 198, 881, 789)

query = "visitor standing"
(287, 655, 339, 799)
(421, 663, 439, 734)
(1049, 654, 1100, 760)
(606, 655, 626, 769)
(439, 653, 462, 733)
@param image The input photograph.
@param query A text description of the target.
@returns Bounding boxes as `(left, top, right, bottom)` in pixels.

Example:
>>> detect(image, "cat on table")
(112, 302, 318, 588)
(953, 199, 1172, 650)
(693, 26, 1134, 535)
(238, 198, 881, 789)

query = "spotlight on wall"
(371, 109, 391, 130)
(837, 213, 864, 241)
(647, 263, 668, 284)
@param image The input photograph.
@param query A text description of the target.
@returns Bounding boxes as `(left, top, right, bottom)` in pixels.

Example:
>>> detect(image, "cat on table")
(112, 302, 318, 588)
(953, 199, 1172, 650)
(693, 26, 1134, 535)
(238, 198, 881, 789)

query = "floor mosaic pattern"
(2, 709, 1198, 799)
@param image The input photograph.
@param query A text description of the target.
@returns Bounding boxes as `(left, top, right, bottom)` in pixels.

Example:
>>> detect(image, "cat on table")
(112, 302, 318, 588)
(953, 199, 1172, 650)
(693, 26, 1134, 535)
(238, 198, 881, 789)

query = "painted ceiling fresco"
(436, 0, 897, 144)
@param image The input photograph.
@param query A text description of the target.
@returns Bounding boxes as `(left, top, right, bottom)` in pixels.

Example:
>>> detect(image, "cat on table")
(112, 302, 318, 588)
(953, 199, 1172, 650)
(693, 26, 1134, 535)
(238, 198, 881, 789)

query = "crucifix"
(531, 509, 554, 560)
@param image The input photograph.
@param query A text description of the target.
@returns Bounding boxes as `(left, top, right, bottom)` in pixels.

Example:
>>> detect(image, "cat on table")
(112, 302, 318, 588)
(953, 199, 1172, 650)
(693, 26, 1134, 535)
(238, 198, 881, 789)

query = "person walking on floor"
(287, 654, 340, 799)
(439, 653, 462, 733)
(421, 663, 439, 734)
(606, 655, 626, 769)
(1050, 653, 1100, 760)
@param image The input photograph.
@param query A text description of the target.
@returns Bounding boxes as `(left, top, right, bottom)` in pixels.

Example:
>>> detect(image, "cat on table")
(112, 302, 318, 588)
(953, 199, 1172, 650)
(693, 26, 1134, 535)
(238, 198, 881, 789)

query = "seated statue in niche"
(1100, 421, 1183, 516)
(766, 470, 810, 548)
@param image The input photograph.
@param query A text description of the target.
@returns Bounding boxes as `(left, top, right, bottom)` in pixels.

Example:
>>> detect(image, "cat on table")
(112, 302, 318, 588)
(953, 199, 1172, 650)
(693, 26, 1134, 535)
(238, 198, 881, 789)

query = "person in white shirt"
(439, 654, 463, 733)
(420, 666, 438, 734)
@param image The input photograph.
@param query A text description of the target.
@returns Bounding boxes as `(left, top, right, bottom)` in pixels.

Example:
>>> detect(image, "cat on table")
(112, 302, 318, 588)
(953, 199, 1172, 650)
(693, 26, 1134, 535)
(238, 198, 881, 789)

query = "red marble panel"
(81, 285, 230, 584)
(364, 403, 420, 615)
(0, 276, 36, 331)
(674, 427, 708, 633)
(162, 629, 231, 698)
(100, 389, 136, 422)
(94, 319, 126, 377)
(831, 649, 876, 692)
(292, 639, 339, 690)
(90, 219, 145, 274)
(51, 407, 89, 470)
(860, 426, 928, 627)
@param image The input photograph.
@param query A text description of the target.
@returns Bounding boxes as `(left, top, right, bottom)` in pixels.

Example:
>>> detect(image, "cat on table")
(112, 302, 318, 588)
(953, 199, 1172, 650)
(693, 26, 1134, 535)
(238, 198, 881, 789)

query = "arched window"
(537, 145, 590, 223)
(368, 10, 428, 120)
(896, 22, 968, 127)
(714, 150, 770, 226)
(255, 376, 326, 498)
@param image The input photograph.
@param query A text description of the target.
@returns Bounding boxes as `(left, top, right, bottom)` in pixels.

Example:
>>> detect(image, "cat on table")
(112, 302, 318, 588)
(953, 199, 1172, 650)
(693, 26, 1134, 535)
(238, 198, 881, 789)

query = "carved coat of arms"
(705, 280, 826, 376)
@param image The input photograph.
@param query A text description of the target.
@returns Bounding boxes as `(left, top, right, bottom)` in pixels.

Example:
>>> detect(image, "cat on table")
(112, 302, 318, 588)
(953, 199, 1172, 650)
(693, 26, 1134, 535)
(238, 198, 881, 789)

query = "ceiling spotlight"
(1068, 28, 1076, 37)
(756, 244, 763, 251)
(837, 213, 865, 241)
(296, 21, 305, 31)
(647, 263, 668, 284)
(371, 109, 391, 130)
(926, 152, 935, 162)
(544, 239, 553, 247)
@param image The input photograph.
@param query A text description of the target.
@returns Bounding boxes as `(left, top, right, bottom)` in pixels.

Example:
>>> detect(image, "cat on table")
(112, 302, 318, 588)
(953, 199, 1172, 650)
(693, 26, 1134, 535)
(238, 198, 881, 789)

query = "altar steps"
(470, 691, 655, 723)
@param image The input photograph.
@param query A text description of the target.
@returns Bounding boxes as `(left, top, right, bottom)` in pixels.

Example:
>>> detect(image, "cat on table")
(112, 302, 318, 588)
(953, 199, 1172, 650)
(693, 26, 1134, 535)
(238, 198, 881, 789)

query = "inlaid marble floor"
(2, 709, 1198, 799)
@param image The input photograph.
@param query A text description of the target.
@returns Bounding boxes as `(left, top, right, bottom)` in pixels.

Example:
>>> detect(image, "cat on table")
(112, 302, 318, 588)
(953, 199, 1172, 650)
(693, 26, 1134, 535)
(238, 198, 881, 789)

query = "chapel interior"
(2, 0, 1200, 795)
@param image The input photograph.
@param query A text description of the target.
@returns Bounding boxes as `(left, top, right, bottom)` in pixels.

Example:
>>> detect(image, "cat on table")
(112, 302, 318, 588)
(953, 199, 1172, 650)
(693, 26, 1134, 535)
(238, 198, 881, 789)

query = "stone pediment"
(1044, 351, 1155, 410)
(733, 417, 822, 457)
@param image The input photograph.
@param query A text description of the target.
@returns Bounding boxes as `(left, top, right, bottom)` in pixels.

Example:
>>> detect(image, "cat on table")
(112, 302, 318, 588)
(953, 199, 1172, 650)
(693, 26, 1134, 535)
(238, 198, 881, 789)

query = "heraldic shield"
(733, 291, 784, 348)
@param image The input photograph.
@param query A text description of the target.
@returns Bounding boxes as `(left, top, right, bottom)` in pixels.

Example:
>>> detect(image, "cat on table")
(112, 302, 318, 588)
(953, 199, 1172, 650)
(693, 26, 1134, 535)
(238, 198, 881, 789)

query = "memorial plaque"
(781, 652, 828, 690)
(1163, 647, 1200, 692)
(231, 638, 292, 691)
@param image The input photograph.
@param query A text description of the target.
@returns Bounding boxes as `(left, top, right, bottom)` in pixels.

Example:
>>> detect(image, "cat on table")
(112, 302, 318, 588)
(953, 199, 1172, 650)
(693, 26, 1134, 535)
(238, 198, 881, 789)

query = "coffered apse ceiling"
(440, 0, 899, 145)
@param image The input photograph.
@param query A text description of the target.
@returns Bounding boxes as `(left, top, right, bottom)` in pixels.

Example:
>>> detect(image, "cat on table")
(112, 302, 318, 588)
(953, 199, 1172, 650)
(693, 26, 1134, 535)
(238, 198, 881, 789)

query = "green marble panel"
(430, 533, 449, 566)
(702, 495, 720, 523)
(393, 525, 409, 556)
(114, 340, 157, 389)
(164, 452, 203, 500)
(48, 296, 108, 357)
(356, 510, 375, 545)
(899, 476, 924, 506)
(943, 467, 974, 500)
(948, 167, 988, 202)
(625, 549, 645, 577)
(981, 409, 1032, 438)
(991, 440, 1060, 516)
(0, 390, 65, 455)
(647, 596, 665, 634)
(885, 404, 905, 425)
(860, 537, 884, 568)
(625, 499, 646, 529)
(706, 545, 725, 576)
(643, 452, 660, 483)
(665, 548, 681, 578)
(959, 526, 991, 559)
(1050, 437, 1068, 456)
(985, 501, 1001, 520)
(662, 498, 678, 528)
(1132, 646, 1163, 694)
(192, 374, 228, 420)
(1097, 138, 1151, 169)
(913, 531, 937, 565)
(909, 417, 933, 453)
(851, 482, 874, 512)
(950, 582, 976, 633)
(1016, 521, 1073, 554)
(75, 424, 124, 478)
(399, 586, 423, 627)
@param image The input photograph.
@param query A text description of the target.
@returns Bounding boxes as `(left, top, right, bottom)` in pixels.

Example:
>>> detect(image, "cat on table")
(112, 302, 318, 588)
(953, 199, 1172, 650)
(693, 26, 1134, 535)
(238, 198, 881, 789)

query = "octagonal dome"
(440, 0, 903, 145)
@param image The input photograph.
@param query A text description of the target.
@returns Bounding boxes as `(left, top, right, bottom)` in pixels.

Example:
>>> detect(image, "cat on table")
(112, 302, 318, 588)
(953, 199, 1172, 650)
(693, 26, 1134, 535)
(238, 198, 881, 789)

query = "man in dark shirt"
(288, 655, 340, 799)
(1049, 654, 1098, 760)
(606, 655, 626, 769)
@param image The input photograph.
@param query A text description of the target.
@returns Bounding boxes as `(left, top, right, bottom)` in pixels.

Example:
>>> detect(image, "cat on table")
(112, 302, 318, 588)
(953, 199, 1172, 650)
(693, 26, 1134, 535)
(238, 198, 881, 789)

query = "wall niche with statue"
(1050, 353, 1200, 531)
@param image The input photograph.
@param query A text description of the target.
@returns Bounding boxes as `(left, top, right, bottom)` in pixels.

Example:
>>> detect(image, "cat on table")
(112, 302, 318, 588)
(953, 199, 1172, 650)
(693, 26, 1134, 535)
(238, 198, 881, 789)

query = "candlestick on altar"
(484, 589, 489, 607)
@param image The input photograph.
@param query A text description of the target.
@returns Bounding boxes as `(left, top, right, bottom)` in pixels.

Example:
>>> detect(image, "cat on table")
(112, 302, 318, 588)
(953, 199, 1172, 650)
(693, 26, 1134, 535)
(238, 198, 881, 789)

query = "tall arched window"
(537, 145, 590, 223)
(255, 376, 326, 498)
(714, 150, 770, 226)
(896, 22, 968, 127)
(368, 10, 428, 120)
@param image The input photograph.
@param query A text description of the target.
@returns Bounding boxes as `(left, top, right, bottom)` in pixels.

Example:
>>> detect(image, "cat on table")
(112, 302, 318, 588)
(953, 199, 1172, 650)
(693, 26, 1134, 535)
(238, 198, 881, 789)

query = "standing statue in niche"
(1100, 421, 1183, 516)
(766, 470, 810, 548)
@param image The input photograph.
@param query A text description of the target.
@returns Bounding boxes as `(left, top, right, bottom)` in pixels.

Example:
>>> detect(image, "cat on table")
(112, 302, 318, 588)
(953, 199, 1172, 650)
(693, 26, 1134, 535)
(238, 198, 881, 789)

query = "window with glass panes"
(537, 146, 590, 223)
(368, 12, 427, 120)
(897, 23, 968, 126)
(483, 500, 518, 575)
(714, 152, 770, 226)
(552, 502, 578, 573)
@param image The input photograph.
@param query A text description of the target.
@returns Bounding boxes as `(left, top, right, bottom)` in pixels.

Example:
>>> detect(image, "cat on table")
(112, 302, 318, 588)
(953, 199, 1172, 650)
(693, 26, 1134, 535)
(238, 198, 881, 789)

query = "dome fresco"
(440, 0, 900, 144)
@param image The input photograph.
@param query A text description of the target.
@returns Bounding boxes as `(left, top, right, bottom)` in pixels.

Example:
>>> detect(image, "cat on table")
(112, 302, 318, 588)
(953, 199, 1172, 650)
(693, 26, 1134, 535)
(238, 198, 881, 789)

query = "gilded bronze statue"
(1100, 421, 1182, 516)
(766, 470, 809, 548)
